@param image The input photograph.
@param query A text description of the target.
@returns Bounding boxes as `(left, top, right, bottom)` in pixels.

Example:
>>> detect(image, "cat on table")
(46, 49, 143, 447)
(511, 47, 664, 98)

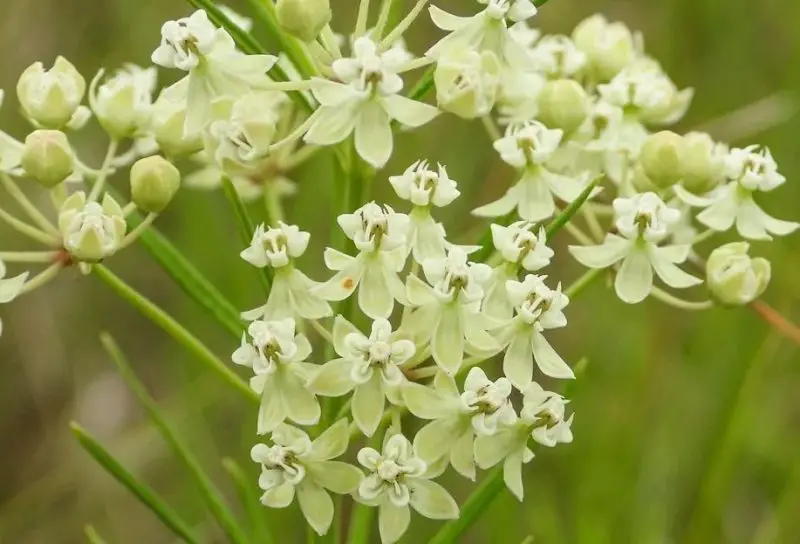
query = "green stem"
(355, 0, 372, 37)
(565, 268, 603, 298)
(0, 174, 59, 236)
(650, 287, 714, 311)
(373, 0, 396, 39)
(19, 262, 63, 294)
(117, 213, 158, 250)
(309, 319, 335, 345)
(481, 115, 502, 142)
(381, 0, 430, 49)
(0, 251, 59, 263)
(88, 139, 119, 202)
(84, 525, 109, 544)
(93, 264, 256, 403)
(0, 205, 61, 246)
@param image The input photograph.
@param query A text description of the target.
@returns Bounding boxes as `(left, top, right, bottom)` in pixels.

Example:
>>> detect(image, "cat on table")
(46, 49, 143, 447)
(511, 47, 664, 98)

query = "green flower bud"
(706, 242, 771, 306)
(537, 79, 589, 133)
(276, 0, 332, 43)
(150, 94, 203, 157)
(17, 56, 86, 129)
(640, 131, 685, 189)
(434, 49, 500, 119)
(130, 156, 181, 213)
(680, 132, 727, 194)
(21, 130, 74, 188)
(572, 15, 635, 82)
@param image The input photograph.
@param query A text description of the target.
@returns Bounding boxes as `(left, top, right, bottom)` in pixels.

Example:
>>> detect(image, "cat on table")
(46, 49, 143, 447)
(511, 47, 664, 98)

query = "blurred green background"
(1, 0, 799, 542)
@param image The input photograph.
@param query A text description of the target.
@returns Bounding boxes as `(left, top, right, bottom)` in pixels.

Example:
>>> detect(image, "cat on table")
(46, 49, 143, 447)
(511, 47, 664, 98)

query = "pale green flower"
(569, 192, 702, 304)
(232, 318, 320, 434)
(88, 64, 157, 139)
(21, 130, 74, 188)
(356, 434, 459, 544)
(304, 37, 438, 168)
(58, 192, 127, 263)
(308, 317, 415, 436)
(675, 145, 798, 240)
(706, 242, 770, 306)
(314, 203, 410, 319)
(151, 10, 277, 135)
(527, 35, 587, 79)
(251, 421, 362, 536)
(16, 56, 88, 129)
(0, 258, 29, 338)
(434, 48, 501, 119)
(240, 223, 331, 321)
(572, 14, 637, 82)
(472, 121, 590, 222)
(495, 274, 574, 389)
(404, 368, 516, 480)
(474, 381, 573, 500)
(404, 248, 499, 375)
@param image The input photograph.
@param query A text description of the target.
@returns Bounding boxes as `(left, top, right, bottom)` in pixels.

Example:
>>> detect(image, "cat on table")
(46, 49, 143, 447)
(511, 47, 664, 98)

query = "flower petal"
(408, 478, 460, 520)
(472, 187, 519, 218)
(401, 382, 453, 420)
(304, 103, 359, 146)
(261, 482, 295, 508)
(474, 428, 524, 469)
(406, 274, 437, 306)
(569, 234, 630, 269)
(281, 367, 321, 426)
(256, 376, 285, 435)
(359, 257, 395, 319)
(307, 460, 362, 494)
(649, 252, 702, 289)
(307, 358, 355, 397)
(614, 247, 654, 304)
(503, 449, 526, 501)
(503, 329, 534, 389)
(355, 101, 393, 168)
(414, 416, 468, 464)
(449, 430, 476, 481)
(428, 5, 471, 31)
(381, 94, 439, 128)
(297, 481, 334, 536)
(531, 331, 575, 379)
(352, 372, 385, 437)
(379, 502, 411, 544)
(431, 303, 464, 375)
(314, 259, 365, 302)
(310, 418, 350, 460)
(288, 269, 333, 319)
(517, 171, 555, 222)
(0, 272, 28, 303)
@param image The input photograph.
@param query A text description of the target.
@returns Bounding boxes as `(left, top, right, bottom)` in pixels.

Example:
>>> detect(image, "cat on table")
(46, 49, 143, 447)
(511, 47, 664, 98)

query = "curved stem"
(0, 206, 61, 246)
(750, 299, 800, 346)
(20, 262, 63, 294)
(481, 115, 502, 142)
(319, 25, 342, 59)
(650, 286, 714, 311)
(118, 213, 158, 251)
(0, 251, 59, 263)
(355, 0, 372, 37)
(0, 174, 59, 236)
(309, 319, 334, 345)
(381, 0, 430, 49)
(88, 139, 119, 202)
(563, 221, 595, 246)
(373, 0, 396, 39)
(692, 228, 717, 244)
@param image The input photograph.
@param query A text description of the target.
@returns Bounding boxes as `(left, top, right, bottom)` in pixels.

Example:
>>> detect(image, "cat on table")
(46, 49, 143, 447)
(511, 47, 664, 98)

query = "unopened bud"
(537, 79, 589, 133)
(17, 56, 86, 128)
(91, 65, 157, 139)
(130, 156, 181, 213)
(706, 242, 770, 306)
(151, 94, 203, 157)
(276, 0, 332, 43)
(572, 15, 636, 82)
(640, 131, 685, 188)
(21, 130, 74, 188)
(680, 132, 727, 194)
(434, 50, 501, 119)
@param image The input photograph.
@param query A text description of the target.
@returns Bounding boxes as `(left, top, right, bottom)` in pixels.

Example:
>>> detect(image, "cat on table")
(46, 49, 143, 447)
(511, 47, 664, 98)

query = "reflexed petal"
(260, 275, 293, 320)
(654, 244, 691, 264)
(414, 417, 467, 463)
(755, 204, 800, 236)
(0, 273, 28, 303)
(304, 104, 359, 146)
(256, 377, 285, 435)
(185, 73, 212, 135)
(261, 482, 295, 508)
(288, 269, 332, 319)
(674, 184, 716, 207)
(314, 260, 365, 302)
(503, 449, 526, 501)
(310, 418, 350, 460)
(615, 247, 654, 304)
(333, 315, 362, 357)
(401, 382, 452, 419)
(543, 170, 585, 203)
(531, 331, 575, 379)
(431, 303, 464, 375)
(428, 5, 471, 31)
(449, 431, 476, 481)
(359, 258, 394, 319)
(649, 253, 702, 289)
(281, 368, 321, 426)
(697, 196, 737, 232)
(352, 373, 385, 436)
(569, 234, 630, 269)
(408, 478, 460, 519)
(503, 329, 534, 389)
(517, 172, 555, 222)
(324, 247, 355, 271)
(297, 482, 334, 536)
(406, 274, 437, 306)
(307, 358, 355, 397)
(310, 78, 359, 106)
(381, 94, 439, 128)
(735, 198, 771, 240)
(307, 461, 362, 494)
(472, 187, 519, 218)
(474, 428, 521, 469)
(379, 502, 411, 544)
(355, 101, 393, 168)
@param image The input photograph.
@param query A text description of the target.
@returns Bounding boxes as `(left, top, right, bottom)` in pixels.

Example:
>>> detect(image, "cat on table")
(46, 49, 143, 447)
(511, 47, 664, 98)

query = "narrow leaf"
(221, 176, 273, 294)
(84, 526, 109, 544)
(71, 423, 202, 544)
(428, 466, 506, 544)
(100, 333, 251, 544)
(545, 176, 603, 239)
(223, 458, 276, 544)
(94, 265, 257, 404)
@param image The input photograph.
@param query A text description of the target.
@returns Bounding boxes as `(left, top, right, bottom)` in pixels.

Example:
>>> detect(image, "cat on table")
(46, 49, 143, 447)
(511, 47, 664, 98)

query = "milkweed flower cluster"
(2, 1, 797, 542)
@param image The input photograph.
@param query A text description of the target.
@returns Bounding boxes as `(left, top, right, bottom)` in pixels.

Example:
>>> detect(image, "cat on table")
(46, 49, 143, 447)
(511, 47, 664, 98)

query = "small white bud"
(58, 192, 127, 262)
(572, 14, 636, 82)
(275, 0, 332, 42)
(150, 93, 203, 157)
(680, 132, 727, 194)
(90, 65, 157, 139)
(434, 49, 501, 119)
(17, 56, 86, 128)
(130, 156, 181, 213)
(706, 242, 770, 306)
(639, 131, 685, 188)
(21, 130, 74, 188)
(537, 79, 589, 133)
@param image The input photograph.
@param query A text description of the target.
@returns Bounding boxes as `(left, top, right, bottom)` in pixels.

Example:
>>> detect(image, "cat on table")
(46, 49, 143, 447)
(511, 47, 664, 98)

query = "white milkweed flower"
(527, 35, 587, 79)
(706, 242, 771, 306)
(427, 1, 538, 70)
(404, 369, 516, 480)
(232, 317, 321, 433)
(474, 382, 573, 500)
(309, 317, 415, 436)
(675, 145, 799, 240)
(0, 258, 30, 338)
(89, 64, 158, 139)
(250, 421, 362, 536)
(240, 222, 332, 321)
(472, 121, 589, 222)
(389, 160, 460, 263)
(16, 56, 89, 130)
(495, 274, 574, 389)
(314, 203, 410, 319)
(434, 49, 502, 119)
(58, 192, 127, 263)
(482, 221, 554, 320)
(404, 247, 499, 375)
(151, 9, 277, 135)
(569, 192, 702, 304)
(356, 433, 459, 544)
(572, 14, 637, 82)
(304, 37, 438, 168)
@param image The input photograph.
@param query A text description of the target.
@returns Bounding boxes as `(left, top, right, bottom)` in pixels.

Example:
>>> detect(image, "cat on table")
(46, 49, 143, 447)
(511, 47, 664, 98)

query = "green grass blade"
(428, 466, 506, 544)
(94, 265, 257, 404)
(100, 333, 251, 544)
(71, 423, 202, 544)
(222, 458, 275, 544)
(545, 176, 603, 240)
(84, 525, 110, 544)
(221, 177, 272, 295)
(125, 209, 243, 339)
